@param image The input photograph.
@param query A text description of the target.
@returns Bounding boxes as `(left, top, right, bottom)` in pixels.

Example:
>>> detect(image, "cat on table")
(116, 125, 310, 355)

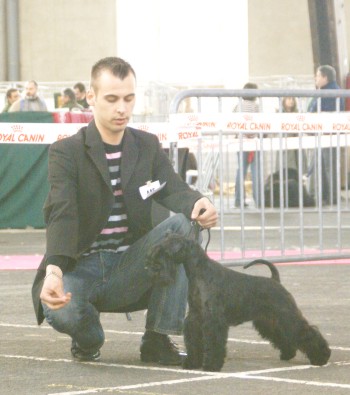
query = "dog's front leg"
(201, 306, 229, 372)
(182, 310, 204, 370)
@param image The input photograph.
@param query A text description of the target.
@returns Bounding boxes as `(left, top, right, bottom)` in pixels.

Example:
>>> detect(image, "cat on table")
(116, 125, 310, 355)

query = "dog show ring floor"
(1, 229, 350, 394)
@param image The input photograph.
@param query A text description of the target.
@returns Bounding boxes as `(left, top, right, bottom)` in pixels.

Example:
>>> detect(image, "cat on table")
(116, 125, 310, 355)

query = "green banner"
(0, 112, 54, 228)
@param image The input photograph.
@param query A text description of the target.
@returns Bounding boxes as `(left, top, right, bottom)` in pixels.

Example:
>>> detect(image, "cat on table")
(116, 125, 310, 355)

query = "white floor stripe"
(2, 353, 349, 395)
(1, 323, 349, 352)
(239, 374, 350, 389)
(2, 353, 342, 376)
(48, 370, 350, 395)
(47, 375, 229, 395)
(0, 354, 215, 376)
(0, 322, 42, 328)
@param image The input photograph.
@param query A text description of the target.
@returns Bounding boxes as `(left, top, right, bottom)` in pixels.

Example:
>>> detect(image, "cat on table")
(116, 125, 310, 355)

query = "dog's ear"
(164, 233, 190, 255)
(145, 244, 177, 285)
(167, 240, 185, 255)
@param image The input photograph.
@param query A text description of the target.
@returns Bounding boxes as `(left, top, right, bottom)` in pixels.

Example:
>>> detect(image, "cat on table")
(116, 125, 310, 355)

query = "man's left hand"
(191, 197, 218, 228)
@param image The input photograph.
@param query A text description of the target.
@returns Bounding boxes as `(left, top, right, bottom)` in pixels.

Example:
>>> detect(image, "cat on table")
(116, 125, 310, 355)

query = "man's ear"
(86, 88, 96, 106)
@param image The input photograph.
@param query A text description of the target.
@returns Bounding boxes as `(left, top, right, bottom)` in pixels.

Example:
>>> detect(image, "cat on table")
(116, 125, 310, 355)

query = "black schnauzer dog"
(146, 233, 331, 372)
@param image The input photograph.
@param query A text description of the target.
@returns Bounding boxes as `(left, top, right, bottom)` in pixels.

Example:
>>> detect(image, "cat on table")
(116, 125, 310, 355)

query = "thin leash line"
(203, 228, 211, 252)
(191, 221, 211, 252)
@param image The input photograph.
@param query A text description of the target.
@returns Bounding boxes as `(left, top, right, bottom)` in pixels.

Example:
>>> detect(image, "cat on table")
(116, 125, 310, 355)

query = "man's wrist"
(45, 264, 63, 280)
(44, 255, 73, 272)
(44, 271, 63, 281)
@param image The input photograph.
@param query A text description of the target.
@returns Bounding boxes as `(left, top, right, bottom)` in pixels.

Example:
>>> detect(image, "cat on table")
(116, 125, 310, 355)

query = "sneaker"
(71, 341, 101, 362)
(140, 331, 186, 366)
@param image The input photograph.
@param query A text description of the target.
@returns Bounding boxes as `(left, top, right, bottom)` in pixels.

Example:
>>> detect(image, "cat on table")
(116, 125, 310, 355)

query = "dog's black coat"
(146, 234, 331, 372)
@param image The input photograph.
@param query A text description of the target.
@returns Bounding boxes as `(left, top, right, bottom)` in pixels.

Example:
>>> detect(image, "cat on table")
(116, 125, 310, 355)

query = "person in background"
(73, 82, 89, 108)
(1, 88, 20, 113)
(32, 56, 217, 365)
(281, 96, 298, 113)
(307, 65, 344, 205)
(308, 65, 344, 112)
(9, 80, 47, 112)
(276, 97, 300, 172)
(233, 82, 261, 208)
(60, 88, 84, 111)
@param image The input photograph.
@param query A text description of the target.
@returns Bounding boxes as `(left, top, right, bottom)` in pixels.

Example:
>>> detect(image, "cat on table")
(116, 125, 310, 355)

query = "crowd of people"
(1, 64, 344, 211)
(232, 64, 343, 209)
(1, 81, 90, 113)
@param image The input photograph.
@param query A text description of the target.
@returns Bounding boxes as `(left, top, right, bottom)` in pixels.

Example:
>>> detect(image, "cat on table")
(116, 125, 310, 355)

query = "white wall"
(18, 0, 117, 81)
(116, 0, 249, 88)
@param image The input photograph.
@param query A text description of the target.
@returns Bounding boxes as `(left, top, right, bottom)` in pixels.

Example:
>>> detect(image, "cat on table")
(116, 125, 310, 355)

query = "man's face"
(74, 88, 84, 101)
(8, 90, 20, 104)
(315, 70, 328, 88)
(87, 70, 136, 138)
(25, 82, 38, 98)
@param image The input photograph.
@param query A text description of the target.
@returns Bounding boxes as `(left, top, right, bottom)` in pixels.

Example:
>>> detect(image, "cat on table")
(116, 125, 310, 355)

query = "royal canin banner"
(1, 113, 350, 146)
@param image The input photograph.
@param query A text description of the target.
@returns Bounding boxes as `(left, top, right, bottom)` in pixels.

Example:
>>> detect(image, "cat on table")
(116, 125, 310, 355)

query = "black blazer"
(32, 121, 202, 324)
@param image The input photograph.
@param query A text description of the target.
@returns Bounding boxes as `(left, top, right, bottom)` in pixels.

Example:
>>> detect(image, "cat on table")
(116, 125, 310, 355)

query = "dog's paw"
(202, 359, 224, 372)
(202, 364, 222, 372)
(280, 349, 296, 361)
(182, 357, 202, 370)
(307, 348, 331, 366)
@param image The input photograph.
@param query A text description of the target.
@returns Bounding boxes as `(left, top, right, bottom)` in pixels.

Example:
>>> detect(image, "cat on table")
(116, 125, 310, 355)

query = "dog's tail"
(243, 259, 280, 282)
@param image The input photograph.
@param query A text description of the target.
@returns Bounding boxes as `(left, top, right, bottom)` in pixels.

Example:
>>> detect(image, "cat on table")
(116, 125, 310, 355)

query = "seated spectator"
(61, 88, 84, 111)
(73, 82, 89, 108)
(9, 80, 47, 112)
(2, 88, 20, 113)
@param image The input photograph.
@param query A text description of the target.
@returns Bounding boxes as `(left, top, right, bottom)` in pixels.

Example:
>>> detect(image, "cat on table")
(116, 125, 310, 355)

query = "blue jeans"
(307, 147, 337, 205)
(235, 151, 261, 207)
(43, 214, 193, 353)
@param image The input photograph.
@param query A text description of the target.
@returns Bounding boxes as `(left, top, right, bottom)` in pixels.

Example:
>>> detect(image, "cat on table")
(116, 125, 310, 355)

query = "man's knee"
(167, 213, 192, 235)
(43, 304, 104, 348)
(43, 303, 79, 334)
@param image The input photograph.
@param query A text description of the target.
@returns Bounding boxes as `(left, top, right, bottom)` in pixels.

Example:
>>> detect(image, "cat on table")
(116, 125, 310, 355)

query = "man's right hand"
(40, 265, 72, 310)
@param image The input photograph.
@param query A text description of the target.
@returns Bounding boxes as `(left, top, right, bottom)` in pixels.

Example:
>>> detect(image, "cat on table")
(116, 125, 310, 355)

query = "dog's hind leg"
(182, 311, 204, 370)
(253, 317, 297, 361)
(257, 312, 330, 365)
(201, 308, 229, 372)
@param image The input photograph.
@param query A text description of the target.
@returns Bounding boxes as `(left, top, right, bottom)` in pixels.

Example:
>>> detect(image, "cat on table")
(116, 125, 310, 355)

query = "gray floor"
(1, 230, 350, 394)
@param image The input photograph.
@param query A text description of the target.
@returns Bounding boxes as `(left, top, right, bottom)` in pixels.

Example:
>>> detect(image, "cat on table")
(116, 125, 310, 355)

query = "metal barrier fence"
(169, 89, 350, 265)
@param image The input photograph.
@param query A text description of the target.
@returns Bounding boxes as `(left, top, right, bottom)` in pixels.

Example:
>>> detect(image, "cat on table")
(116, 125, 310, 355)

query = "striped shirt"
(233, 99, 259, 113)
(84, 142, 130, 255)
